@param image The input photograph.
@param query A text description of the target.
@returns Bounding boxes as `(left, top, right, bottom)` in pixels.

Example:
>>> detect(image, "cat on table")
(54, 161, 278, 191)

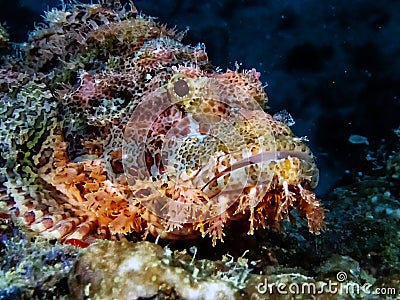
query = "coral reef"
(320, 126, 400, 286)
(68, 239, 392, 299)
(69, 240, 245, 299)
(0, 218, 80, 299)
(1, 1, 399, 299)
(0, 0, 323, 246)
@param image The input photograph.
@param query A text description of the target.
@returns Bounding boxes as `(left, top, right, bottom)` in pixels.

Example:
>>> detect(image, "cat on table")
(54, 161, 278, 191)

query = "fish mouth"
(201, 150, 315, 195)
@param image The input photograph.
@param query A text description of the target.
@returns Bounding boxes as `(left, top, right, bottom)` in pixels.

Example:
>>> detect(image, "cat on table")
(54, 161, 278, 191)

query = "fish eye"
(173, 79, 190, 97)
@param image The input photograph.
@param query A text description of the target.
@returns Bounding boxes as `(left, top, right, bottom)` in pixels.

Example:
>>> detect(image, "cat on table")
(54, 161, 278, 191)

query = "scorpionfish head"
(123, 66, 322, 244)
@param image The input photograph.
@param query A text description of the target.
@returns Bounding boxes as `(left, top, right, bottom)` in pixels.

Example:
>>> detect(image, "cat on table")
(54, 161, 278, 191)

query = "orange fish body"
(0, 1, 323, 246)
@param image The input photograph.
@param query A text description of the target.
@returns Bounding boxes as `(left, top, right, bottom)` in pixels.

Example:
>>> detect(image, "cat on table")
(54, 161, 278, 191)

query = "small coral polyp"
(0, 1, 324, 246)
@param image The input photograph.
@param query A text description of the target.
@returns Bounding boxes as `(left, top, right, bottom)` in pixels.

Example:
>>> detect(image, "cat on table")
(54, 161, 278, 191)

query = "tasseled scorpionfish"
(0, 1, 324, 246)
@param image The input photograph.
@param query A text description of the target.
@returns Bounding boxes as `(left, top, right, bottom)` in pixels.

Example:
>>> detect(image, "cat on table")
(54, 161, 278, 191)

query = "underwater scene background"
(0, 0, 399, 299)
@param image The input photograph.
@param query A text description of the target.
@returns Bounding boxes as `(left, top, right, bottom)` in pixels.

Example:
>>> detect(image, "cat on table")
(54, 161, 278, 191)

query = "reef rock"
(69, 240, 244, 299)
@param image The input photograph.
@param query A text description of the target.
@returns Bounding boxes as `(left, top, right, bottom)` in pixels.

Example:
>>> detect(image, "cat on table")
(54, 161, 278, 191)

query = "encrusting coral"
(0, 0, 324, 247)
(69, 240, 246, 299)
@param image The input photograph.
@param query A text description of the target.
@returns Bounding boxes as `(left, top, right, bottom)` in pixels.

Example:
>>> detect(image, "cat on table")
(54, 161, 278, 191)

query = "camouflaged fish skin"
(0, 1, 324, 246)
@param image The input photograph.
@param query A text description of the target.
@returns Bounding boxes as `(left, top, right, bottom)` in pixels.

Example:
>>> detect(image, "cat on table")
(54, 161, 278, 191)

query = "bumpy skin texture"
(0, 1, 324, 246)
